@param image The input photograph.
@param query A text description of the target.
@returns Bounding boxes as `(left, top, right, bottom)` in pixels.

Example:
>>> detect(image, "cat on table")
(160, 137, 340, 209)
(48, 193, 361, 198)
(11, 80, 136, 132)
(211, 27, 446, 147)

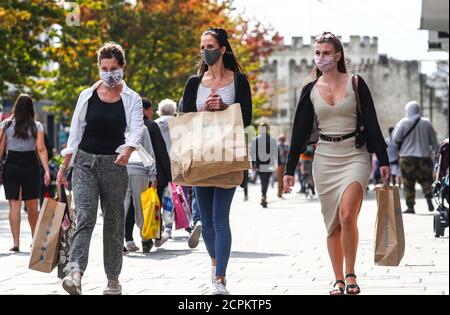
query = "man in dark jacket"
(142, 98, 172, 191)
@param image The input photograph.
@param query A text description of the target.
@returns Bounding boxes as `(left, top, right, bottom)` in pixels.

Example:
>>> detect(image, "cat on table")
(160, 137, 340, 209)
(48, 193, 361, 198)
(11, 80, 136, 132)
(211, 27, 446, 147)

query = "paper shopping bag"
(29, 196, 66, 273)
(169, 103, 251, 184)
(173, 171, 244, 189)
(374, 185, 405, 266)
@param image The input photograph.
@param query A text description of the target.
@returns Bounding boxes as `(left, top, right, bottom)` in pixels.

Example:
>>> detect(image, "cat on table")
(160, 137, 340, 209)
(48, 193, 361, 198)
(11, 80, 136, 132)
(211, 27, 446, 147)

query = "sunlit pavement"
(0, 182, 448, 295)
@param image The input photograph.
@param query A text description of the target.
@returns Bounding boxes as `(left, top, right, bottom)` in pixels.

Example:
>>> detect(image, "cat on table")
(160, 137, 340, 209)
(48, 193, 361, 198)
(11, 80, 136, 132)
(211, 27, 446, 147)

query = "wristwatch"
(59, 164, 68, 172)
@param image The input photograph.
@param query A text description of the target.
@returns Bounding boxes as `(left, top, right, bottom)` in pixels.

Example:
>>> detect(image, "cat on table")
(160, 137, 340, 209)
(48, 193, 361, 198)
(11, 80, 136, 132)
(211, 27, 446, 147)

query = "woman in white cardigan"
(56, 42, 144, 296)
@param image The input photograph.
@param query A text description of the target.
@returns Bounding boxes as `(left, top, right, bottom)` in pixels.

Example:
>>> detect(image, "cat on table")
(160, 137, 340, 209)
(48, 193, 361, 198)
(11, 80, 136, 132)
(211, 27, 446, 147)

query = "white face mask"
(314, 55, 336, 72)
(99, 68, 123, 88)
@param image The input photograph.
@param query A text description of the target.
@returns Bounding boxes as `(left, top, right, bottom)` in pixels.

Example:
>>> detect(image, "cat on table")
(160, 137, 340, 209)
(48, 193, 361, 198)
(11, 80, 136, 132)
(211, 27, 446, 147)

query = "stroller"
(432, 138, 449, 238)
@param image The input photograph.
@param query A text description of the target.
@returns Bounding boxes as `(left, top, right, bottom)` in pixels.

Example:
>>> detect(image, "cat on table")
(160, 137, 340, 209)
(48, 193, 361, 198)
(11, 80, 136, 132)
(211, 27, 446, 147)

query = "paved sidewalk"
(0, 182, 448, 295)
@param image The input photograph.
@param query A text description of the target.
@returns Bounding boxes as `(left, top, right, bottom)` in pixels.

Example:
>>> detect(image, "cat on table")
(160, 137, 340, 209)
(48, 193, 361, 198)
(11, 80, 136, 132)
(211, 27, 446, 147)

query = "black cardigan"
(285, 75, 389, 176)
(180, 72, 252, 127)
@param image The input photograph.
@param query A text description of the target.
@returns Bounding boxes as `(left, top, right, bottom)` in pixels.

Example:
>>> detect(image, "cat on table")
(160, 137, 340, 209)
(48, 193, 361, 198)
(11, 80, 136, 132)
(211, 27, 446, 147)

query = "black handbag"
(352, 75, 365, 149)
(0, 121, 12, 182)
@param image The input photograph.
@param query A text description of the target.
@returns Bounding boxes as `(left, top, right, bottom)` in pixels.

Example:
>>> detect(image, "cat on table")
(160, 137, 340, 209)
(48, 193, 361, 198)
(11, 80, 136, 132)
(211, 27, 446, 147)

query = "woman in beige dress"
(283, 32, 390, 295)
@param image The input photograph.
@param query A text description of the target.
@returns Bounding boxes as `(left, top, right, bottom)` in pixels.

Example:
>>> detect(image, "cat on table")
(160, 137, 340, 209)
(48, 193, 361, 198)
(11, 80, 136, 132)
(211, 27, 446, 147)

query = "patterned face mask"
(314, 55, 336, 73)
(99, 68, 123, 88)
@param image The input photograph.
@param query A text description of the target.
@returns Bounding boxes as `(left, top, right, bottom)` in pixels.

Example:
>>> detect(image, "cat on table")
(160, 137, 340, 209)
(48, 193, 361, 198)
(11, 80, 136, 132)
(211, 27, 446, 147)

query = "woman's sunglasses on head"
(316, 32, 336, 42)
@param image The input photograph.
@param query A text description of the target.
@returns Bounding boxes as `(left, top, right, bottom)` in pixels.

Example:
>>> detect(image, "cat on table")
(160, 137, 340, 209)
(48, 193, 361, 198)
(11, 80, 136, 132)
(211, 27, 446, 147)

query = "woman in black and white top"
(0, 94, 51, 252)
(181, 27, 252, 295)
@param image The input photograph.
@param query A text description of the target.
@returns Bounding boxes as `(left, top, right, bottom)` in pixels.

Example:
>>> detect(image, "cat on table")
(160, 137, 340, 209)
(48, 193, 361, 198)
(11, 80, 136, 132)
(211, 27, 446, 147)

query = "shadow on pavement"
(230, 251, 288, 259)
(124, 248, 193, 260)
(0, 251, 30, 258)
(170, 236, 189, 243)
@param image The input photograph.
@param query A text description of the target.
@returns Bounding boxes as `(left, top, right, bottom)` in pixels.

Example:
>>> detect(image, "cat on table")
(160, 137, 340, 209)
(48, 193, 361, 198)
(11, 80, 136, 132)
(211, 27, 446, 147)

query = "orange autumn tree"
(46, 0, 281, 122)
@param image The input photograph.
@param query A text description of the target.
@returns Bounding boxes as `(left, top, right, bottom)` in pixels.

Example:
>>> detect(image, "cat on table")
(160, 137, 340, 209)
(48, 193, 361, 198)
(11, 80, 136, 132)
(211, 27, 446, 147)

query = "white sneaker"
(211, 266, 228, 285)
(188, 221, 202, 249)
(154, 233, 170, 248)
(125, 241, 140, 252)
(211, 265, 216, 283)
(103, 279, 122, 295)
(211, 279, 229, 295)
(62, 273, 82, 295)
(165, 229, 173, 239)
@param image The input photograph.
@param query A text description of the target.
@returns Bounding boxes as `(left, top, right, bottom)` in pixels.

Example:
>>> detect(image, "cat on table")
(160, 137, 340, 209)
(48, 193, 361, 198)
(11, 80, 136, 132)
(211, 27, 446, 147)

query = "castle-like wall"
(261, 36, 449, 142)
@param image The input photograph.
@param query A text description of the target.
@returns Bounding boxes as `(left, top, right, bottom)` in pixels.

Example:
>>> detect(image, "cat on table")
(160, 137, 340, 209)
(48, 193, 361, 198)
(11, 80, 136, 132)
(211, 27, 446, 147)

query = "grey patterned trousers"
(68, 150, 128, 280)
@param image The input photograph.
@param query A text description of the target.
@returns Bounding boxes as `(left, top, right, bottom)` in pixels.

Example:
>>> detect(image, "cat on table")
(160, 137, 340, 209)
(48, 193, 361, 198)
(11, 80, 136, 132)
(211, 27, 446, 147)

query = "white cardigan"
(61, 80, 145, 165)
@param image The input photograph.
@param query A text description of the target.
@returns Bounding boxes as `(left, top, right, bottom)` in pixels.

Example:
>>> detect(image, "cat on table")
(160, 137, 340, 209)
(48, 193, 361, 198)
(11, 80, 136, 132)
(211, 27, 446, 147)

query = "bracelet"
(59, 165, 68, 171)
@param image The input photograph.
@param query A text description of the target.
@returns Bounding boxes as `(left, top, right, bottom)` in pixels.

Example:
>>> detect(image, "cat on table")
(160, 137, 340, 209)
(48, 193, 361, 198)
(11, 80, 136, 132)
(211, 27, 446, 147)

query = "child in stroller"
(432, 138, 449, 237)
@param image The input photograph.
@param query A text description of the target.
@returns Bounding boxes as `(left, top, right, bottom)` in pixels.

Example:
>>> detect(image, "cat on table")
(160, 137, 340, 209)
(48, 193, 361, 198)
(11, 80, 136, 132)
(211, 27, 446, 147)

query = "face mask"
(99, 68, 124, 88)
(314, 55, 336, 73)
(202, 48, 222, 66)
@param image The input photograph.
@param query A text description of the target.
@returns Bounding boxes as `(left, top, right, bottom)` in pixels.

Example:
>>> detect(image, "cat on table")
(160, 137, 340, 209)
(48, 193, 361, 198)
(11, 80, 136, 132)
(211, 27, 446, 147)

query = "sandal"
(329, 280, 345, 295)
(9, 246, 19, 252)
(345, 274, 361, 295)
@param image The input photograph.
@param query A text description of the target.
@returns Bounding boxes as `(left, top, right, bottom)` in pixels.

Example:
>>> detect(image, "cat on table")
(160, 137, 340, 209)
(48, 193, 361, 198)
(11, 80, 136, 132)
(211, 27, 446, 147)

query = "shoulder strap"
(0, 120, 12, 143)
(402, 117, 421, 142)
(351, 75, 362, 115)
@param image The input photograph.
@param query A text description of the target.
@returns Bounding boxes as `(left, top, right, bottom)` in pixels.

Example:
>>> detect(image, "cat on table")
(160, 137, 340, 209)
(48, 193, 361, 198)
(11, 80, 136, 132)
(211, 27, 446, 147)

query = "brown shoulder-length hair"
(311, 32, 347, 79)
(98, 42, 126, 66)
(198, 27, 244, 75)
(11, 94, 37, 140)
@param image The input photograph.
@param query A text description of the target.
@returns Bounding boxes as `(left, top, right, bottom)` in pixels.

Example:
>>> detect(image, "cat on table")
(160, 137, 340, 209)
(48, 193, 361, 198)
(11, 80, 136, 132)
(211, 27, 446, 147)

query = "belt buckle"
(332, 136, 343, 142)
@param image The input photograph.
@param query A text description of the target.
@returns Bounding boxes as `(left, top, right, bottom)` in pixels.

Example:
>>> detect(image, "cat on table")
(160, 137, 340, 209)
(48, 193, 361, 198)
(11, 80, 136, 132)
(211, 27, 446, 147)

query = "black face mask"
(202, 48, 222, 66)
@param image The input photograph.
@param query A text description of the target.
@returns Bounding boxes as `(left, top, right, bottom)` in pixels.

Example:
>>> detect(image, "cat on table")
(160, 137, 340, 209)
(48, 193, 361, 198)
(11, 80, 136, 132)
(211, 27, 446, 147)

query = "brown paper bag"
(374, 185, 405, 266)
(169, 103, 251, 183)
(173, 170, 244, 189)
(29, 197, 66, 273)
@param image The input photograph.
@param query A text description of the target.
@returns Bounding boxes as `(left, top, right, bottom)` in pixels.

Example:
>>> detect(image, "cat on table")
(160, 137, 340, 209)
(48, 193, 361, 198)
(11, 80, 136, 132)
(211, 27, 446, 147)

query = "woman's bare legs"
(327, 225, 345, 294)
(24, 199, 39, 237)
(9, 199, 22, 249)
(339, 182, 364, 293)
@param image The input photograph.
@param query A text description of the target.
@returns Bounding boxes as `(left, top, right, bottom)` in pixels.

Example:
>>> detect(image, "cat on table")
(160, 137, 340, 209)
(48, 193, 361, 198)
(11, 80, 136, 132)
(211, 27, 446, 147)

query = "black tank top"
(79, 90, 126, 155)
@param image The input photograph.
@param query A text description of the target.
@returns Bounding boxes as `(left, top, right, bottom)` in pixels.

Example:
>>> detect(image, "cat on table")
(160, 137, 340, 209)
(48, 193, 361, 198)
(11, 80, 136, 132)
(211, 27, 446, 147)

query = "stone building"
(260, 35, 449, 142)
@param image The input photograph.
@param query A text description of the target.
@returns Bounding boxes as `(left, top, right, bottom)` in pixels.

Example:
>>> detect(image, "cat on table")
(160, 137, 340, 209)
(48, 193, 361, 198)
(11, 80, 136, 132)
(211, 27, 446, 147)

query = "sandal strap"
(330, 286, 345, 295)
(345, 273, 357, 279)
(346, 284, 361, 294)
(334, 280, 346, 286)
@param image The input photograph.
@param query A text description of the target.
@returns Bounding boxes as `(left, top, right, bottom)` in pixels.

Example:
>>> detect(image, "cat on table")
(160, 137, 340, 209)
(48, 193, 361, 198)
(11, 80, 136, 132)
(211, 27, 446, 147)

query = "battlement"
(264, 35, 393, 69)
(285, 35, 379, 54)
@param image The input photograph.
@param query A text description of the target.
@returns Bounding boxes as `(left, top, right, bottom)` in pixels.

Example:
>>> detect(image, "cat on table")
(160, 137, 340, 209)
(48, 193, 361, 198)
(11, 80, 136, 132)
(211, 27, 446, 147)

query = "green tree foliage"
(1, 0, 282, 122)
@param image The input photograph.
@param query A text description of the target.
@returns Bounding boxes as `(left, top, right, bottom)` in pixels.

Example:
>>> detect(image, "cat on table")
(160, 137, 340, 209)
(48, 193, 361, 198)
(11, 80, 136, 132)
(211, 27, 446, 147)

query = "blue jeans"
(191, 190, 201, 226)
(194, 186, 236, 277)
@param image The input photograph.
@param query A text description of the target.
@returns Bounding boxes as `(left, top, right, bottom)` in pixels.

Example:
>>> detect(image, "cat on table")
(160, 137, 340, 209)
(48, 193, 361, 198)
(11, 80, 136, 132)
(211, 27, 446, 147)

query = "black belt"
(319, 131, 356, 142)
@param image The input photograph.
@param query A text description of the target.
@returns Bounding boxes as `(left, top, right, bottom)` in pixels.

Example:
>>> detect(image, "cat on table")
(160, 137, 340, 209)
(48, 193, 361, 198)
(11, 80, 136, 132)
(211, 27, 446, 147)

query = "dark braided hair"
(198, 27, 244, 75)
